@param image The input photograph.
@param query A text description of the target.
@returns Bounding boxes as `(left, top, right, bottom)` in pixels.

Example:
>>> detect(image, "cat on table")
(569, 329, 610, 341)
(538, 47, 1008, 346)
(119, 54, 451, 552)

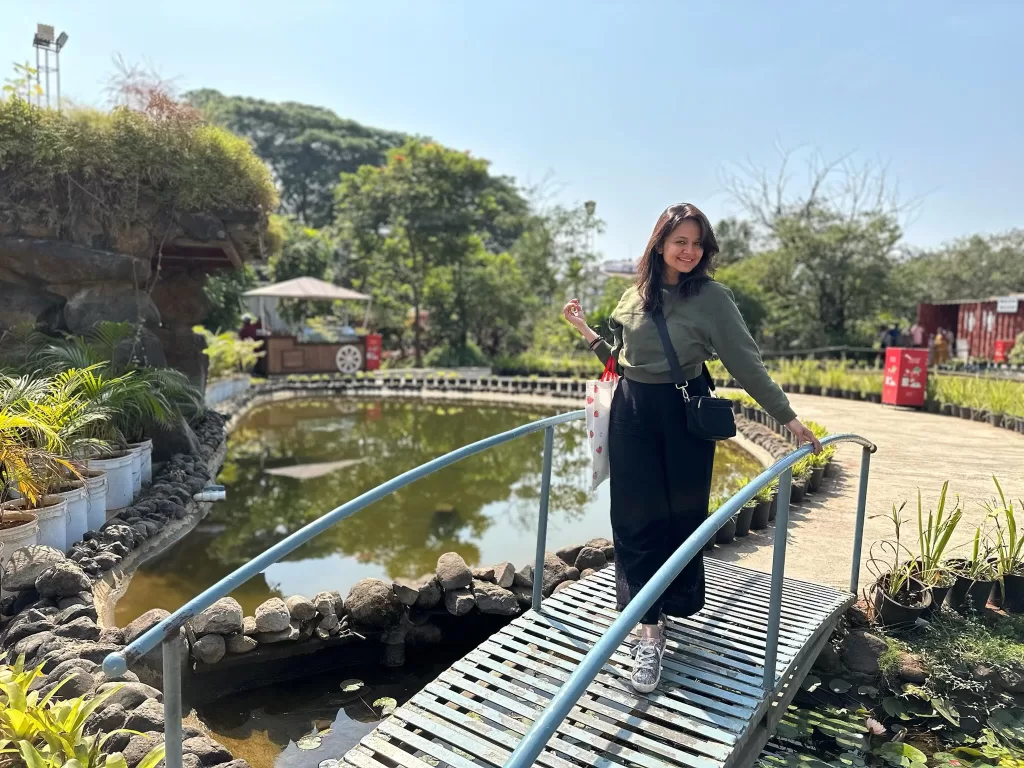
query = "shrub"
(0, 96, 277, 244)
(193, 326, 263, 380)
(423, 342, 488, 368)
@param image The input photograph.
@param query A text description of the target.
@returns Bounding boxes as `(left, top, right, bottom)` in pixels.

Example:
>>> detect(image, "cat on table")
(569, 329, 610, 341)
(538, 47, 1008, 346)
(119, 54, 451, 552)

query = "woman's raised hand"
(562, 298, 589, 333)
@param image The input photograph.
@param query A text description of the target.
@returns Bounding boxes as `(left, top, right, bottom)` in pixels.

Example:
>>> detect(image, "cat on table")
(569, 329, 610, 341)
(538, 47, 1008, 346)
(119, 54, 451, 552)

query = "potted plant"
(790, 459, 810, 504)
(750, 484, 773, 530)
(947, 529, 997, 613)
(807, 453, 827, 493)
(735, 500, 756, 537)
(987, 477, 1024, 613)
(909, 481, 962, 612)
(868, 503, 932, 627)
(80, 468, 108, 532)
(767, 480, 780, 522)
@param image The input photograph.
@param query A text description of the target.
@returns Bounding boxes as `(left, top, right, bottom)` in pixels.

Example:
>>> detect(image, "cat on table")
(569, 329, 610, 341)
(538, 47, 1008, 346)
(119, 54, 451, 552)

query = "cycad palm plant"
(0, 390, 78, 510)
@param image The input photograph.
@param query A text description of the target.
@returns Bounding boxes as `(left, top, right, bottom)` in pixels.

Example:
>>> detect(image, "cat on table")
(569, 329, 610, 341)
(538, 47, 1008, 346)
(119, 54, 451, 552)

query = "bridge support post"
(763, 467, 792, 691)
(849, 446, 872, 594)
(532, 426, 555, 612)
(163, 635, 183, 768)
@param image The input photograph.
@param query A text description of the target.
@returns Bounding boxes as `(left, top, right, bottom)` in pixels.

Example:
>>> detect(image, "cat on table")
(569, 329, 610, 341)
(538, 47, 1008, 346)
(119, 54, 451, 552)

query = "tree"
(336, 139, 529, 365)
(202, 265, 257, 331)
(714, 217, 755, 265)
(725, 150, 904, 346)
(267, 217, 342, 323)
(188, 89, 407, 227)
(893, 230, 1024, 304)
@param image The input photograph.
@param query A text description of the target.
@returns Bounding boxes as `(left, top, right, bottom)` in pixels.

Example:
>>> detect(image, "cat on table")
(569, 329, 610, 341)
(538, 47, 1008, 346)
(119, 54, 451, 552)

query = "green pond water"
(115, 397, 764, 768)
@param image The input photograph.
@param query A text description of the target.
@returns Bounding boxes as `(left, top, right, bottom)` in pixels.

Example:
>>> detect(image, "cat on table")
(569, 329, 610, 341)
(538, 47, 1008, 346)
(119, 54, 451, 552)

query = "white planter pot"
(0, 510, 40, 572)
(2, 497, 68, 553)
(128, 447, 143, 499)
(87, 452, 134, 510)
(128, 439, 153, 487)
(52, 481, 89, 550)
(82, 470, 108, 531)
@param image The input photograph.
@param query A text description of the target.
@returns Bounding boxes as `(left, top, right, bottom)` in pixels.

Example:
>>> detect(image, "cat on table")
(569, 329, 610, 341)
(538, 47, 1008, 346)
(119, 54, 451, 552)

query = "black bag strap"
(651, 307, 717, 392)
(651, 307, 687, 387)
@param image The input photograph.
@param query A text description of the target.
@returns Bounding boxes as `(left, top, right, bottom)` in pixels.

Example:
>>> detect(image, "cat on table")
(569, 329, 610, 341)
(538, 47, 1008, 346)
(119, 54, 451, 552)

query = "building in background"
(917, 293, 1024, 362)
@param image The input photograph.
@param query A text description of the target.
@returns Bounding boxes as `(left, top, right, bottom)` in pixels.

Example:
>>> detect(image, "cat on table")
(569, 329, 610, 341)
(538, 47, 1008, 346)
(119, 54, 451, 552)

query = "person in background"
(910, 322, 925, 348)
(880, 324, 900, 349)
(934, 328, 949, 364)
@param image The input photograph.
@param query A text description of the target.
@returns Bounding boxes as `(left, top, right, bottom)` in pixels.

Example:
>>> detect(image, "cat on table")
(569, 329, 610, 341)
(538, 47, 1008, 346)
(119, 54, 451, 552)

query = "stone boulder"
(843, 629, 888, 675)
(3, 546, 66, 591)
(285, 595, 316, 622)
(226, 634, 257, 654)
(415, 577, 442, 609)
(313, 591, 340, 617)
(54, 616, 100, 641)
(346, 579, 403, 629)
(575, 547, 607, 572)
(254, 598, 290, 633)
(540, 552, 571, 597)
(556, 544, 583, 567)
(124, 609, 170, 645)
(472, 581, 519, 616)
(444, 588, 475, 617)
(123, 698, 164, 732)
(183, 736, 233, 767)
(586, 537, 615, 560)
(35, 561, 91, 599)
(437, 553, 472, 590)
(63, 284, 160, 335)
(255, 621, 300, 644)
(392, 580, 420, 607)
(192, 598, 243, 637)
(96, 681, 162, 712)
(898, 652, 927, 684)
(192, 634, 226, 665)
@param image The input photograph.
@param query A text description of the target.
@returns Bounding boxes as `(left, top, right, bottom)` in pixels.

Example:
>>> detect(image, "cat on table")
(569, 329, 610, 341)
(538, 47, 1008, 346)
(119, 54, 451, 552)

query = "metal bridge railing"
(102, 410, 875, 768)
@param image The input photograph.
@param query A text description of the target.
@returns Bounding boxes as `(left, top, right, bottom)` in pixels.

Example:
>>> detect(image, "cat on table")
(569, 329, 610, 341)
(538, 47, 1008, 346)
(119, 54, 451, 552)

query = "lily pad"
(802, 675, 822, 692)
(882, 697, 907, 718)
(296, 735, 322, 751)
(340, 679, 364, 693)
(874, 741, 927, 767)
(775, 721, 801, 740)
(857, 685, 879, 699)
(373, 696, 398, 716)
(829, 679, 852, 694)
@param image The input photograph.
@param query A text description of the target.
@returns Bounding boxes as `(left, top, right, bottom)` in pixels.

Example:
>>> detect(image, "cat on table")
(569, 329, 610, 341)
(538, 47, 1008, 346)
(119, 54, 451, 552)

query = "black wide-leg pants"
(608, 376, 716, 625)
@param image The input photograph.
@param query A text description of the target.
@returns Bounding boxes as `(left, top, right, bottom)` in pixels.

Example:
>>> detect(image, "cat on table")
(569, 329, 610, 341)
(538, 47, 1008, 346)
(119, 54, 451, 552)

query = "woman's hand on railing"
(785, 418, 822, 453)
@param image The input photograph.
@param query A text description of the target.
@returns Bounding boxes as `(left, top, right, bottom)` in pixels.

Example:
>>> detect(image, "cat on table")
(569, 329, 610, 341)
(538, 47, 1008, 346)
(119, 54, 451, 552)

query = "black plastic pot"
(927, 583, 952, 615)
(703, 534, 715, 552)
(961, 407, 974, 420)
(823, 458, 835, 478)
(808, 466, 825, 493)
(790, 477, 808, 504)
(768, 494, 778, 522)
(948, 571, 994, 613)
(716, 517, 737, 544)
(996, 572, 1024, 613)
(750, 499, 771, 530)
(735, 504, 755, 537)
(871, 578, 932, 628)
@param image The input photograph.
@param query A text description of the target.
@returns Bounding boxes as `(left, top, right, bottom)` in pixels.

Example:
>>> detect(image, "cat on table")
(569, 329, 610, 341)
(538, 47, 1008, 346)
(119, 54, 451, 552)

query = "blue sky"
(3, 1, 1022, 260)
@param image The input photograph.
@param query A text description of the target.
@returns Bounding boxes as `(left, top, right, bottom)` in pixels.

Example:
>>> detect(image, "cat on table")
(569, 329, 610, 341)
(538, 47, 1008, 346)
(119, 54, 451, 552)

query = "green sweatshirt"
(593, 281, 797, 424)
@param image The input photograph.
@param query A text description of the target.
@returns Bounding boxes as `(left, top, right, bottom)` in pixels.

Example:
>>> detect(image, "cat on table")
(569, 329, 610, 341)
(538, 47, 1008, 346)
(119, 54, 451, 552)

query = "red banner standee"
(364, 334, 382, 371)
(882, 348, 929, 408)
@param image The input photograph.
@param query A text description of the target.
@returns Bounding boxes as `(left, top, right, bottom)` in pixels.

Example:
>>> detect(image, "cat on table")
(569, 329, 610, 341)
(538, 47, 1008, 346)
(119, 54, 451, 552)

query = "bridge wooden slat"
(344, 560, 852, 768)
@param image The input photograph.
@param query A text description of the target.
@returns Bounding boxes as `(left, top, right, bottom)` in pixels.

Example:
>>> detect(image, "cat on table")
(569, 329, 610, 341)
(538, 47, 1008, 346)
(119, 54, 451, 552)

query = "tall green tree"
(188, 89, 406, 227)
(714, 217, 755, 265)
(336, 139, 528, 365)
(267, 217, 342, 323)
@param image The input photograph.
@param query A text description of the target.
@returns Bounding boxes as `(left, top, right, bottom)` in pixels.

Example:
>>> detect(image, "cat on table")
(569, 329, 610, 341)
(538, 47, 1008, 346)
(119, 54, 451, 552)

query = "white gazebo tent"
(243, 276, 372, 334)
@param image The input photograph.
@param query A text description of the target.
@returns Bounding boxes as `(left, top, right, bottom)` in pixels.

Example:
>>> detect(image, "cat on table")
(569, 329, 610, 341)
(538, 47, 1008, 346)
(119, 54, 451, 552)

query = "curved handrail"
(103, 408, 585, 677)
(504, 432, 876, 768)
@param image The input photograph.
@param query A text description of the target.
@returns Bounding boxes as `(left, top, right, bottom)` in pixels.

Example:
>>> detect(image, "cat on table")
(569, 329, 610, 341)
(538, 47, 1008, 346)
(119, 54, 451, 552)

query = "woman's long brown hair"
(636, 203, 720, 312)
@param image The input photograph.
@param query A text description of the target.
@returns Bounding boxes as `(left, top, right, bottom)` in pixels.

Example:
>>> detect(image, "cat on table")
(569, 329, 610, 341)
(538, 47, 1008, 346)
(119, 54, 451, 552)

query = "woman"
(562, 203, 821, 694)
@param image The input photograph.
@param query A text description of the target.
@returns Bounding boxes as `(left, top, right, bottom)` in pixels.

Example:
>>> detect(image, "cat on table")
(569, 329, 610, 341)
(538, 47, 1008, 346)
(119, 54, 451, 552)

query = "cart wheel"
(335, 345, 364, 374)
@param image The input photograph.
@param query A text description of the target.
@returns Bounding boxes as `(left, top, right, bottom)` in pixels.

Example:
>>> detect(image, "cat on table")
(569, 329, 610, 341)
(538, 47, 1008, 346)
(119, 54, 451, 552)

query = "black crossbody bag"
(651, 307, 736, 441)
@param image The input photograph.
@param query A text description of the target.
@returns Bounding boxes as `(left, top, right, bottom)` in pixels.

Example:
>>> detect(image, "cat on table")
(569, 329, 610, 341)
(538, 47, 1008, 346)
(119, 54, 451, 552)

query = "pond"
(115, 397, 763, 768)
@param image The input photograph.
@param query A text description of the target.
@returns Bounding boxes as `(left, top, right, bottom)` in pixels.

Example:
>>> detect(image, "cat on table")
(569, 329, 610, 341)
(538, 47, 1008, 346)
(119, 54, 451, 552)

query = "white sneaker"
(630, 636, 664, 693)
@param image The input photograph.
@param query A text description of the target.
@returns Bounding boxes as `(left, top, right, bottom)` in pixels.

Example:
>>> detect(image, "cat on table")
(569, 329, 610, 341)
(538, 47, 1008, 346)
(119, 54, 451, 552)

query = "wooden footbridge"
(104, 411, 874, 768)
(343, 560, 853, 768)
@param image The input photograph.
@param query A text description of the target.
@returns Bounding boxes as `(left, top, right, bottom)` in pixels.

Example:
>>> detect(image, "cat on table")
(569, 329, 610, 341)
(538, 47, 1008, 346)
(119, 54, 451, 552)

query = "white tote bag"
(586, 358, 619, 489)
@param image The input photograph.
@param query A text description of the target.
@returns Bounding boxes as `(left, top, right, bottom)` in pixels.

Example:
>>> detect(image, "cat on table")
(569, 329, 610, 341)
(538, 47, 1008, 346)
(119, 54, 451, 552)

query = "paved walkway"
(717, 394, 1024, 596)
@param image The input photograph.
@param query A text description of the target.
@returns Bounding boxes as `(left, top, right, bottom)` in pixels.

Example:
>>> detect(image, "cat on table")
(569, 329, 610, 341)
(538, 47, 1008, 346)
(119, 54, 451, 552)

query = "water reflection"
(116, 398, 761, 622)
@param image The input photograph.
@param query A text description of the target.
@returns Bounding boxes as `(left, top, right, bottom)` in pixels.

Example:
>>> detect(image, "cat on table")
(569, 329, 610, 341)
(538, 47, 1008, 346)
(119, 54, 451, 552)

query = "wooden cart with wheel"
(242, 277, 381, 376)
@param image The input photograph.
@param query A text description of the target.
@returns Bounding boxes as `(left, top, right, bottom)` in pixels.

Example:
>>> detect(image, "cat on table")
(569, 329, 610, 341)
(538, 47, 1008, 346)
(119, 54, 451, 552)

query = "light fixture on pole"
(31, 23, 69, 110)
